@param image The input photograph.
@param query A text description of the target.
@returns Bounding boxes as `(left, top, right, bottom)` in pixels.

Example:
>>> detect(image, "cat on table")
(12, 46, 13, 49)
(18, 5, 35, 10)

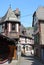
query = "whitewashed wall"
(20, 38, 25, 44)
(20, 37, 34, 45)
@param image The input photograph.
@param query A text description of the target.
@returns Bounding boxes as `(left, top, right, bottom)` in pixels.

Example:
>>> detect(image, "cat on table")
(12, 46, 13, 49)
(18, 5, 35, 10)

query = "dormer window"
(22, 30, 26, 35)
(11, 23, 16, 30)
(22, 31, 24, 34)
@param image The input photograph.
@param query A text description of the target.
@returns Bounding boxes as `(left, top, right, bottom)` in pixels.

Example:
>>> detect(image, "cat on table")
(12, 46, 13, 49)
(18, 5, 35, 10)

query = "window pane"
(11, 23, 15, 30)
(26, 46, 28, 51)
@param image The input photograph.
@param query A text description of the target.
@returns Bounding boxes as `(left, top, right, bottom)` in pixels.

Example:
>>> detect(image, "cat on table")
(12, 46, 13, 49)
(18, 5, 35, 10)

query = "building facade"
(19, 25, 34, 56)
(0, 7, 34, 64)
(0, 7, 21, 63)
(32, 6, 44, 62)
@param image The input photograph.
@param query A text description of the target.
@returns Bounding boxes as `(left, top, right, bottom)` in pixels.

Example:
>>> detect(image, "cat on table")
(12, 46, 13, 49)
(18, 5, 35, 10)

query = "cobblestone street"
(0, 55, 44, 65)
(17, 55, 44, 65)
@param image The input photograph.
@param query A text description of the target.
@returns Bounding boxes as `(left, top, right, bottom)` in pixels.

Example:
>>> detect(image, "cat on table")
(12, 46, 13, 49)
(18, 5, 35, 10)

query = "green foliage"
(26, 27, 33, 30)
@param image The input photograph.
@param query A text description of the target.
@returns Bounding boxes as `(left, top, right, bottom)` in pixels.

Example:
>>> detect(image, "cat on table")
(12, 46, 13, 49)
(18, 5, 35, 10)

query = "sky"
(0, 0, 44, 27)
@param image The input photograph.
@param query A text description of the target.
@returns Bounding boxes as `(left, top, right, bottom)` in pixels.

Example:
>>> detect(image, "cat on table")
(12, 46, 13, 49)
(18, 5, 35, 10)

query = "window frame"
(11, 23, 16, 31)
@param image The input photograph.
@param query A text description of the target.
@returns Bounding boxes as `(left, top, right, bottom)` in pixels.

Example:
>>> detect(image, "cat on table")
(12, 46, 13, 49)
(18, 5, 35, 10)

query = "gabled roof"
(34, 6, 44, 20)
(0, 7, 20, 23)
(20, 24, 26, 35)
(20, 24, 34, 39)
(26, 27, 34, 35)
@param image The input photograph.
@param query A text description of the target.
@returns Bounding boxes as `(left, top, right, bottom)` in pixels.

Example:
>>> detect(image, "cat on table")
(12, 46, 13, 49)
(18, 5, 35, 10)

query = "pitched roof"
(20, 25, 34, 39)
(20, 24, 26, 35)
(0, 7, 20, 23)
(26, 27, 34, 35)
(35, 6, 44, 20)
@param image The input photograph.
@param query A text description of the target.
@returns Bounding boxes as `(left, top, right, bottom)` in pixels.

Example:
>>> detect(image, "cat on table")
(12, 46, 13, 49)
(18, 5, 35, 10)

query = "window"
(0, 25, 2, 32)
(2, 24, 5, 29)
(22, 30, 26, 35)
(34, 23, 39, 32)
(11, 23, 16, 30)
(34, 33, 40, 44)
(29, 47, 31, 51)
(26, 46, 28, 51)
(2, 24, 5, 32)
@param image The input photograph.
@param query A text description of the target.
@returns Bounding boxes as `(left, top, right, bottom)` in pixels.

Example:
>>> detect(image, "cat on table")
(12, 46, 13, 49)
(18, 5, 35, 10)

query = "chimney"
(15, 8, 20, 18)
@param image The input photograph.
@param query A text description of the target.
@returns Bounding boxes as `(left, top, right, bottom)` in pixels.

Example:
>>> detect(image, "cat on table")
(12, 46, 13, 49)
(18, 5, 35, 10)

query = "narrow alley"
(0, 55, 44, 65)
(17, 55, 44, 65)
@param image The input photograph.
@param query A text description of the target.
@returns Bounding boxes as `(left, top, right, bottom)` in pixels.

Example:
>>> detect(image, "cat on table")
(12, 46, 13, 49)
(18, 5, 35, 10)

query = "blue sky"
(0, 0, 44, 27)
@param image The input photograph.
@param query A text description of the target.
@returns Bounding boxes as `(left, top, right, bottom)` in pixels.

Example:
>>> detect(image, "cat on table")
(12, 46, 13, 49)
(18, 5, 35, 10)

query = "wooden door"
(9, 45, 17, 60)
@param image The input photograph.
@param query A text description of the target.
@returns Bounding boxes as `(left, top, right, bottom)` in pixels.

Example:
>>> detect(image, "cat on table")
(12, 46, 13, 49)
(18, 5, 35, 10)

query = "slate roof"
(34, 6, 44, 20)
(20, 24, 34, 39)
(26, 27, 34, 39)
(0, 7, 20, 24)
(26, 27, 34, 35)
(20, 24, 26, 35)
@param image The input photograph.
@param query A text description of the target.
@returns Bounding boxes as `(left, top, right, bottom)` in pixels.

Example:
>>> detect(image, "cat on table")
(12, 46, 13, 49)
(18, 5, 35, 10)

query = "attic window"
(26, 46, 28, 51)
(22, 30, 26, 35)
(22, 31, 24, 34)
